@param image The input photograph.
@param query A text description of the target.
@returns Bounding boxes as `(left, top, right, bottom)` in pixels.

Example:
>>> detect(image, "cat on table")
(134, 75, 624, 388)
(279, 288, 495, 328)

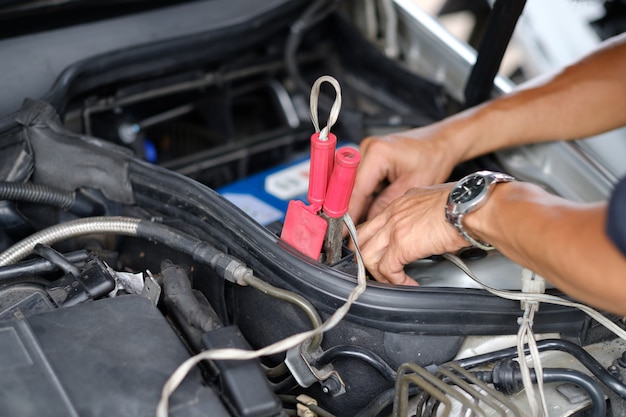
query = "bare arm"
(356, 180, 626, 315)
(349, 32, 626, 222)
(354, 32, 626, 313)
(452, 31, 626, 161)
(465, 182, 626, 315)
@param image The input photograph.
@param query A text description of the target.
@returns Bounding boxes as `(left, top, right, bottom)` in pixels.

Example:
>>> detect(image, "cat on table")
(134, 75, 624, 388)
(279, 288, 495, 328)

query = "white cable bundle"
(443, 253, 626, 416)
(517, 269, 548, 417)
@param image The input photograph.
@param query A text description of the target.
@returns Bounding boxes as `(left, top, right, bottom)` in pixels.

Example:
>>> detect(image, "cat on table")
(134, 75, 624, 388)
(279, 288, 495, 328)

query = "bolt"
(618, 351, 626, 368)
(608, 365, 622, 381)
(321, 377, 340, 395)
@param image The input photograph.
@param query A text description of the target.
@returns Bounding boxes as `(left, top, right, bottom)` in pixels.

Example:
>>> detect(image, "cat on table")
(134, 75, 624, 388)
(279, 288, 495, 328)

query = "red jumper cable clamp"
(280, 76, 360, 262)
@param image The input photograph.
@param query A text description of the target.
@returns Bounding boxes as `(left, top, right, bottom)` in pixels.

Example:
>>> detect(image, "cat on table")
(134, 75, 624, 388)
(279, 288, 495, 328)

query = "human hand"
(354, 183, 469, 285)
(348, 124, 460, 224)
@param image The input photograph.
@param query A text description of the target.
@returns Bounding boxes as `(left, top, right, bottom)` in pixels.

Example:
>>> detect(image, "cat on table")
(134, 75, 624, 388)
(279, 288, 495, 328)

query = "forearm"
(464, 182, 626, 315)
(435, 32, 626, 164)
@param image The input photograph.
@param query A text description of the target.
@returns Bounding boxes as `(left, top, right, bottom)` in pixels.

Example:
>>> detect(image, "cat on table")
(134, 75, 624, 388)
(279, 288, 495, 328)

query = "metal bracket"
(285, 339, 346, 397)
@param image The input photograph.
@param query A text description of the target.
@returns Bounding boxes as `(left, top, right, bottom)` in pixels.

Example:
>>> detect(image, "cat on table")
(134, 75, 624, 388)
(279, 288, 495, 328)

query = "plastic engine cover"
(0, 295, 230, 417)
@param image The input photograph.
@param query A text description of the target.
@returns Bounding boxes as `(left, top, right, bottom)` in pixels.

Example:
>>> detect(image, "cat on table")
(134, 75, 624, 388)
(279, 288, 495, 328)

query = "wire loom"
(389, 253, 625, 417)
(393, 362, 523, 417)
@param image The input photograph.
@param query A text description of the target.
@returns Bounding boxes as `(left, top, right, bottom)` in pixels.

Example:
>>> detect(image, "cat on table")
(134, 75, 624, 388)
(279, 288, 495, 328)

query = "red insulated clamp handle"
(323, 147, 361, 218)
(308, 132, 337, 209)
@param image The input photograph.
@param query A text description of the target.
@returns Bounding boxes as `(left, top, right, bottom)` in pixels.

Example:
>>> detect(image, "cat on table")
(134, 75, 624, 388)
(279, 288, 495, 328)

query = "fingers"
(354, 184, 466, 286)
(366, 177, 414, 220)
(348, 131, 454, 224)
(348, 138, 390, 224)
(373, 246, 420, 286)
(355, 210, 419, 286)
(355, 217, 392, 284)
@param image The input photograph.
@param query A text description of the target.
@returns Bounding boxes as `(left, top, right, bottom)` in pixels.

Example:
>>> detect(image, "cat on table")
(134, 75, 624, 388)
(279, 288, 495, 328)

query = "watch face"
(451, 175, 486, 203)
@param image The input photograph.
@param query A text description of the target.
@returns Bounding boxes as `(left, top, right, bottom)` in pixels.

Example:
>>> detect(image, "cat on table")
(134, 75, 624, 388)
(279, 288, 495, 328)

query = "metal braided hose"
(0, 216, 141, 266)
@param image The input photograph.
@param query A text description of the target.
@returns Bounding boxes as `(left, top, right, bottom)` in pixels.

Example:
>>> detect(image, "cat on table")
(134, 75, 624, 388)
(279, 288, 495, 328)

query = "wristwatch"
(445, 170, 516, 250)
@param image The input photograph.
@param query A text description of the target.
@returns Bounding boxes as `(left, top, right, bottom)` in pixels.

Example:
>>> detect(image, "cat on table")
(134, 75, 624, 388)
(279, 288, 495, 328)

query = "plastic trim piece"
(129, 159, 586, 337)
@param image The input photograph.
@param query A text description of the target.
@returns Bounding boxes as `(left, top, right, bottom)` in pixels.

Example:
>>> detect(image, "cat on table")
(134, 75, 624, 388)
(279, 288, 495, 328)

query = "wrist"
(435, 107, 491, 165)
(445, 171, 516, 250)
(462, 180, 526, 247)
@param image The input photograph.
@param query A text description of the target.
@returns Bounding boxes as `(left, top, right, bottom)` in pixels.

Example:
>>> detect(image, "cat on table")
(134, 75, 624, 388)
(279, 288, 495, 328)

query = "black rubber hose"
(129, 160, 588, 337)
(0, 249, 90, 282)
(353, 387, 396, 417)
(542, 368, 606, 417)
(135, 220, 242, 281)
(271, 375, 299, 394)
(353, 385, 420, 417)
(315, 345, 397, 382)
(0, 181, 103, 216)
(476, 364, 606, 417)
(0, 216, 249, 287)
(161, 260, 222, 333)
(33, 243, 81, 277)
(284, 0, 339, 100)
(457, 338, 626, 400)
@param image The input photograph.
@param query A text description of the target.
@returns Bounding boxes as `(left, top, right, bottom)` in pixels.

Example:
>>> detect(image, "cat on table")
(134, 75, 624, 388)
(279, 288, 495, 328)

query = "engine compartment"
(0, 1, 625, 416)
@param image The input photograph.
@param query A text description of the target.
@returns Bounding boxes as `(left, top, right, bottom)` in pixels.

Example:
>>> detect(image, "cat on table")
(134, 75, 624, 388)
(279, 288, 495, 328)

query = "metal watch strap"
(457, 225, 494, 251)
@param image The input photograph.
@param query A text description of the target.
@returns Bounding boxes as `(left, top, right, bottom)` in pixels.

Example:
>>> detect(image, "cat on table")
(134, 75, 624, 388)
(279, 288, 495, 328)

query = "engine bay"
(0, 1, 625, 416)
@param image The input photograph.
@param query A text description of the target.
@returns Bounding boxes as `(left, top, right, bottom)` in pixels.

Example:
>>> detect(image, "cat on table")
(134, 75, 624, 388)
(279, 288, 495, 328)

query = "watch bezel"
(447, 173, 491, 220)
(445, 170, 516, 250)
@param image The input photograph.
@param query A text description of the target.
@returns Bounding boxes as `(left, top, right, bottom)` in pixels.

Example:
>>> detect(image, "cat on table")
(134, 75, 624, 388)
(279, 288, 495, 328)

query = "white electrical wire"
(443, 252, 626, 416)
(517, 302, 549, 417)
(442, 253, 626, 341)
(155, 214, 366, 417)
(309, 75, 342, 141)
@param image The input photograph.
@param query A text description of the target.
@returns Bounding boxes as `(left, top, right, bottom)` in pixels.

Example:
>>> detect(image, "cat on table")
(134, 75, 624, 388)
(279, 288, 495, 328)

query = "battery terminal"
(281, 76, 360, 263)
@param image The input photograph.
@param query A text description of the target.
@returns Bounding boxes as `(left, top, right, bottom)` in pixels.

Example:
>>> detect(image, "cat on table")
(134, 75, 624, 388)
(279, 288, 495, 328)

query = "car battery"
(218, 157, 309, 226)
(218, 144, 357, 227)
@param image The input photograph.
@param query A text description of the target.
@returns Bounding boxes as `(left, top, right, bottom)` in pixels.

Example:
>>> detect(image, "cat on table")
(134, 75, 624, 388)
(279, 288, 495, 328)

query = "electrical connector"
(45, 257, 116, 307)
(296, 395, 318, 417)
(520, 268, 545, 311)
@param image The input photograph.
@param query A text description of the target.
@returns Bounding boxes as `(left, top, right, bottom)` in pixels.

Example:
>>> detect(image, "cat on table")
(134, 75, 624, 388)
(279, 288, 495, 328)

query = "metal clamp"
(285, 339, 346, 397)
